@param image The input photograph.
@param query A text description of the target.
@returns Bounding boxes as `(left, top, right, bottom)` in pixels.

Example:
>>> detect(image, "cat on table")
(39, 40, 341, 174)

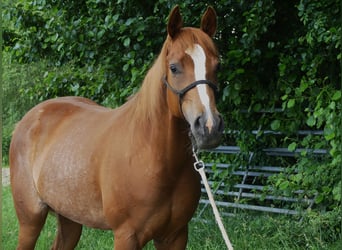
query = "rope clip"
(194, 160, 205, 172)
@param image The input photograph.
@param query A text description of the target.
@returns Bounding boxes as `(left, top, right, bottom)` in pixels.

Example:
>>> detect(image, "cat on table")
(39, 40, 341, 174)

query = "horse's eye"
(170, 64, 178, 74)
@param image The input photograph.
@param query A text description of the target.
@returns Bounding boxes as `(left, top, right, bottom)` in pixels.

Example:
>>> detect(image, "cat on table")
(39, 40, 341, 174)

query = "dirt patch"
(2, 168, 10, 186)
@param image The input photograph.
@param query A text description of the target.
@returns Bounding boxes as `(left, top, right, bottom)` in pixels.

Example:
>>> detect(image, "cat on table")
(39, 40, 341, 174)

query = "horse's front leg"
(153, 226, 188, 250)
(113, 228, 143, 250)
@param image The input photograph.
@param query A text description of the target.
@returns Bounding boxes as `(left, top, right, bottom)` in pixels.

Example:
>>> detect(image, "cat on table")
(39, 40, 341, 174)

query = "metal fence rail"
(197, 130, 326, 216)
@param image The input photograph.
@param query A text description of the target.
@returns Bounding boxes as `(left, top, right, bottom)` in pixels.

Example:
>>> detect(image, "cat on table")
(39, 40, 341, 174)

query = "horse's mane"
(132, 40, 168, 126)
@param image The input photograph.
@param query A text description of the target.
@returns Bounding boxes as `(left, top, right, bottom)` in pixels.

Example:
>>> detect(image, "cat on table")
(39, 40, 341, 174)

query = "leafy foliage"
(2, 0, 341, 240)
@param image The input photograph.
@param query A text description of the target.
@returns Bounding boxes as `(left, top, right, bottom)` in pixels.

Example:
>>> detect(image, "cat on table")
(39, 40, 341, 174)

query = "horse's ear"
(167, 5, 183, 39)
(200, 6, 217, 37)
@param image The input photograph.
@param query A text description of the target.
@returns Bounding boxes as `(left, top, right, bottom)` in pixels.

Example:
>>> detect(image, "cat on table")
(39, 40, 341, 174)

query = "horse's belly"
(34, 141, 111, 229)
(37, 172, 110, 229)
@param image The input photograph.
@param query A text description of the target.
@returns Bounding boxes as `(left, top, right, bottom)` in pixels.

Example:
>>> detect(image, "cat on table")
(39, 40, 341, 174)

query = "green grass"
(2, 186, 341, 249)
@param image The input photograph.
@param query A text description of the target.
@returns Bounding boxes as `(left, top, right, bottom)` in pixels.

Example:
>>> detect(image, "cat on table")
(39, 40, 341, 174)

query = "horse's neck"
(150, 114, 193, 171)
(132, 94, 191, 154)
(123, 49, 192, 164)
(124, 83, 192, 167)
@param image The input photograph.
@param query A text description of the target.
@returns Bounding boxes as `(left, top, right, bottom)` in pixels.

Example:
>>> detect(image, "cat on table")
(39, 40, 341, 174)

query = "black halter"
(163, 76, 218, 99)
(163, 75, 219, 116)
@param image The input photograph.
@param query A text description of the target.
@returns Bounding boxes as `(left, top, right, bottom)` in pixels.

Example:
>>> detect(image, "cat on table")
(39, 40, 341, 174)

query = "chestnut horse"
(10, 6, 224, 250)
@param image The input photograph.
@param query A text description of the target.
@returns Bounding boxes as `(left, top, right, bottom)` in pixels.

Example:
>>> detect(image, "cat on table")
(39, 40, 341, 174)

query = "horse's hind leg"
(11, 181, 49, 249)
(15, 205, 48, 250)
(51, 214, 82, 250)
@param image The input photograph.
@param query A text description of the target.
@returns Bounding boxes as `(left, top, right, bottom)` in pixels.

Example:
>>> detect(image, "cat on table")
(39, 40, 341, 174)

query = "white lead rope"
(193, 148, 234, 250)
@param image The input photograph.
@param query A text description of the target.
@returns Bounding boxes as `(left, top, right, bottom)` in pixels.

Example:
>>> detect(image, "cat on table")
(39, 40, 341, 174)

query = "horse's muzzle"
(190, 113, 224, 150)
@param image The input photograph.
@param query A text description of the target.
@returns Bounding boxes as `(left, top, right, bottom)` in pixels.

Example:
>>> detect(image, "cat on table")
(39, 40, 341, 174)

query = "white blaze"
(185, 44, 214, 132)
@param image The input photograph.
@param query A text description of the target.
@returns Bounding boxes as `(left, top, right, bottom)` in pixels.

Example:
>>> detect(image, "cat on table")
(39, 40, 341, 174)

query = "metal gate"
(197, 130, 327, 216)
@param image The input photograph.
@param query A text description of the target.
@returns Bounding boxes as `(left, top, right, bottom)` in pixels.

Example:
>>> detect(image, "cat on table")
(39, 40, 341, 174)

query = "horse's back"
(10, 96, 107, 169)
(12, 96, 103, 133)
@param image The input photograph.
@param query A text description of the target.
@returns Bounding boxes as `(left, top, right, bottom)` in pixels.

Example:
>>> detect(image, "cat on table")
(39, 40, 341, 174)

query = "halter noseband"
(162, 75, 219, 117)
(163, 76, 218, 99)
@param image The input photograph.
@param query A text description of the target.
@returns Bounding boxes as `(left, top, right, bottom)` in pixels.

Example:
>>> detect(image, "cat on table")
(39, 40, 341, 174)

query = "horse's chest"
(116, 168, 201, 232)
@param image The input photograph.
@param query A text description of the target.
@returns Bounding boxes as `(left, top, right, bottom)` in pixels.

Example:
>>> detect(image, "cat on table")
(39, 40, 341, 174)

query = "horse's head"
(163, 6, 224, 150)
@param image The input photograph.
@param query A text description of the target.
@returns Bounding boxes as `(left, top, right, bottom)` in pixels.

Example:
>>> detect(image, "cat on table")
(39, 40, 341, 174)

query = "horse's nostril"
(194, 116, 202, 130)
